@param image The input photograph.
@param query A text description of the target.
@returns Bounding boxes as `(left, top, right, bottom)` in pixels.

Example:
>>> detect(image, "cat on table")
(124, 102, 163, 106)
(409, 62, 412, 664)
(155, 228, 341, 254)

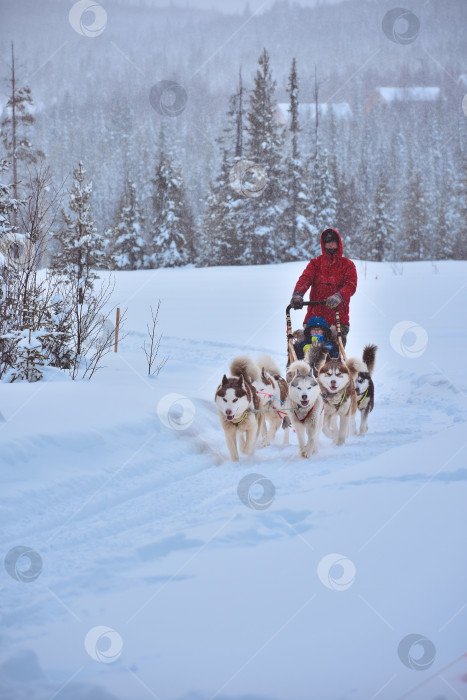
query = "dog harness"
(322, 387, 347, 410)
(357, 389, 368, 405)
(235, 411, 249, 425)
(294, 402, 317, 422)
(257, 391, 289, 421)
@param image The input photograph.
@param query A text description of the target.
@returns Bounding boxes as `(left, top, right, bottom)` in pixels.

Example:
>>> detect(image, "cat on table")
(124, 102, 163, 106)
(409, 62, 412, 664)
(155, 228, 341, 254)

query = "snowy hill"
(1, 260, 467, 700)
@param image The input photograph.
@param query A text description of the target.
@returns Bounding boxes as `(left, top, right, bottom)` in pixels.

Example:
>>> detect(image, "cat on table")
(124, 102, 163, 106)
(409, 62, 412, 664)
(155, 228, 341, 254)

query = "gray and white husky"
(286, 360, 324, 459)
(350, 344, 377, 435)
(214, 356, 264, 462)
(253, 355, 289, 448)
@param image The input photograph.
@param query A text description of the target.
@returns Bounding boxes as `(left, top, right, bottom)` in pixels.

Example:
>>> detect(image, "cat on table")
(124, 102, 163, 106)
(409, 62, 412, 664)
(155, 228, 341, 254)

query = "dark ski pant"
(341, 325, 349, 347)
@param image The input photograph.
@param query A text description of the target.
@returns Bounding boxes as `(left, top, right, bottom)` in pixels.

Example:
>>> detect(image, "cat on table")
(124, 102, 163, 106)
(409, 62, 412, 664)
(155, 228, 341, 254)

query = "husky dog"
(286, 360, 324, 458)
(307, 345, 359, 446)
(215, 356, 264, 462)
(351, 345, 377, 435)
(253, 355, 289, 447)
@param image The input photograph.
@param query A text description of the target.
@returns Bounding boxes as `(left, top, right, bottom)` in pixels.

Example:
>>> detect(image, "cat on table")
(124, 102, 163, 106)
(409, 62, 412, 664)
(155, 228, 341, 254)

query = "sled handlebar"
(286, 300, 329, 315)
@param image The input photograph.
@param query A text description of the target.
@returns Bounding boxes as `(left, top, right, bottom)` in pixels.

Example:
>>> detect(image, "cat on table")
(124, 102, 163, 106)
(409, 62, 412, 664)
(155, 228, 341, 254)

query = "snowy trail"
(1, 261, 467, 700)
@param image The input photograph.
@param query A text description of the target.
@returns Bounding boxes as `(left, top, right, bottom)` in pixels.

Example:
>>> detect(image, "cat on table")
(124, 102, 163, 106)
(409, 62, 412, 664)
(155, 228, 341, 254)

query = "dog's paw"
(301, 448, 311, 458)
(336, 436, 346, 446)
(359, 426, 368, 435)
(260, 439, 271, 449)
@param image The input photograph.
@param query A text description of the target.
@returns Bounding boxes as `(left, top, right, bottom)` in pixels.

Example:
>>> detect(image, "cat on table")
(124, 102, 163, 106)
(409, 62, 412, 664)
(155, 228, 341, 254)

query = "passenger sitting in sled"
(295, 316, 339, 360)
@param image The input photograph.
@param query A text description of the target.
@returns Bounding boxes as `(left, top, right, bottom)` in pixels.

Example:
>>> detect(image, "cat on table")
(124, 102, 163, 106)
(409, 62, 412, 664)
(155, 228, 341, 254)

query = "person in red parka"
(290, 228, 357, 346)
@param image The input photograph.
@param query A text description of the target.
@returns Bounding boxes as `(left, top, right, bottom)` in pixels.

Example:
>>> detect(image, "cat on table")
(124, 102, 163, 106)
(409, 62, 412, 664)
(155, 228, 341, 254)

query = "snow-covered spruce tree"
(148, 137, 194, 268)
(335, 176, 365, 259)
(401, 171, 427, 261)
(423, 163, 456, 261)
(0, 161, 67, 381)
(303, 70, 337, 256)
(451, 156, 467, 259)
(280, 58, 312, 261)
(109, 179, 146, 270)
(308, 150, 337, 254)
(432, 196, 451, 260)
(334, 175, 351, 245)
(1, 43, 45, 212)
(51, 161, 115, 379)
(201, 162, 238, 266)
(244, 48, 285, 264)
(200, 74, 247, 266)
(0, 159, 18, 237)
(0, 159, 22, 376)
(52, 161, 105, 286)
(9, 285, 54, 383)
(365, 171, 395, 262)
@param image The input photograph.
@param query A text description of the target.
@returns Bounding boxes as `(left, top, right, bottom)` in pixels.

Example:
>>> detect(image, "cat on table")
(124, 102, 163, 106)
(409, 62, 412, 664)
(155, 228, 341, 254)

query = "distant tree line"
(2, 43, 467, 279)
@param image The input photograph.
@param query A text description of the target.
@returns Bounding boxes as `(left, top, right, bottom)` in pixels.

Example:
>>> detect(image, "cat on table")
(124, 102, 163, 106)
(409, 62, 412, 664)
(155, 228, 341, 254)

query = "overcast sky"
(144, 0, 347, 12)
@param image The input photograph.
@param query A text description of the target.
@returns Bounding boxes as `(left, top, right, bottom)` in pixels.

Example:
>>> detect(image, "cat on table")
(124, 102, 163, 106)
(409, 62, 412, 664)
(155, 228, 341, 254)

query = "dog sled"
(286, 300, 348, 366)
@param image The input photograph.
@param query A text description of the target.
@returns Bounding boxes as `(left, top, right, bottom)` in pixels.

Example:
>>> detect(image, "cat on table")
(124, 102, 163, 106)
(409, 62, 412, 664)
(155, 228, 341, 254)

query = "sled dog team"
(214, 344, 377, 462)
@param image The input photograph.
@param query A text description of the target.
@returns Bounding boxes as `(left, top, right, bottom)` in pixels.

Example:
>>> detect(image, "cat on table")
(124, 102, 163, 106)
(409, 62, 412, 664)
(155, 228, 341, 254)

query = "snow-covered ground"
(1, 260, 467, 700)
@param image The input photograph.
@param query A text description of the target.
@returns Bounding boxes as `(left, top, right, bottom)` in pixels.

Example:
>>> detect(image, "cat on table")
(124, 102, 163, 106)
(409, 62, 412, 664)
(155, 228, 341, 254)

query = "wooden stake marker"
(114, 307, 120, 353)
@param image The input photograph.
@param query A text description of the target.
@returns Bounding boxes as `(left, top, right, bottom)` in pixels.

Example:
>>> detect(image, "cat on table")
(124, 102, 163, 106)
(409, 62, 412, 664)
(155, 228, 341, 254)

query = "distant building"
(274, 102, 353, 127)
(363, 87, 441, 115)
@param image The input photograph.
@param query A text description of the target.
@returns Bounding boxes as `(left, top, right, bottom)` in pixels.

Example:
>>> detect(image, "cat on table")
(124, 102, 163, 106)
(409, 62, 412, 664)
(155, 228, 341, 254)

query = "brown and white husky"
(253, 355, 289, 448)
(306, 345, 359, 446)
(214, 356, 264, 462)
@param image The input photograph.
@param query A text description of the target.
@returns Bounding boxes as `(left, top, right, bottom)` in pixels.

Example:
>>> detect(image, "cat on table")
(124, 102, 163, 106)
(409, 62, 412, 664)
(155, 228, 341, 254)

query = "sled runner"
(286, 300, 348, 366)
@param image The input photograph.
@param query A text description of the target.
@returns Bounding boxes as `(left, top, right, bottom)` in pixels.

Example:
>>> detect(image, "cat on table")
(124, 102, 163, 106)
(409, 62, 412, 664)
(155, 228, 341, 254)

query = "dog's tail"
(288, 360, 311, 378)
(256, 354, 281, 377)
(305, 343, 328, 372)
(345, 357, 363, 381)
(230, 355, 260, 383)
(363, 344, 378, 375)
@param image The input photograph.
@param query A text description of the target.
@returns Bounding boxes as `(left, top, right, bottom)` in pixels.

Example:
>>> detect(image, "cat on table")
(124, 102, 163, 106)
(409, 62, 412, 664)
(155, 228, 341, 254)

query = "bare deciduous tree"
(143, 300, 168, 376)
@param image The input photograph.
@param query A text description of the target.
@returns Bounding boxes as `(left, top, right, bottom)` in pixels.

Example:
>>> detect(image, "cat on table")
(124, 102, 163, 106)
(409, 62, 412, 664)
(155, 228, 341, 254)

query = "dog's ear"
(286, 369, 295, 383)
(261, 368, 267, 381)
(222, 374, 228, 386)
(238, 373, 245, 385)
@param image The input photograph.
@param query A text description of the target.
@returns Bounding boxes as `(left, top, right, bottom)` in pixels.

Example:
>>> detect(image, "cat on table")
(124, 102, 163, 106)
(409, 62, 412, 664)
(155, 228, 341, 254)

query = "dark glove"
(326, 292, 342, 309)
(290, 291, 304, 309)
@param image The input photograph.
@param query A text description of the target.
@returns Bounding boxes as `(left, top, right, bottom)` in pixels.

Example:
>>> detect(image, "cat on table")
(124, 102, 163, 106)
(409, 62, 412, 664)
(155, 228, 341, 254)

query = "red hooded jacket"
(294, 229, 357, 327)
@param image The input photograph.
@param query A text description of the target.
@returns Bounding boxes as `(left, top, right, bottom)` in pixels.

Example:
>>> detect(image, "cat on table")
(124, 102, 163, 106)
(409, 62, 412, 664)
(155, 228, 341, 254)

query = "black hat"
(322, 229, 339, 245)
